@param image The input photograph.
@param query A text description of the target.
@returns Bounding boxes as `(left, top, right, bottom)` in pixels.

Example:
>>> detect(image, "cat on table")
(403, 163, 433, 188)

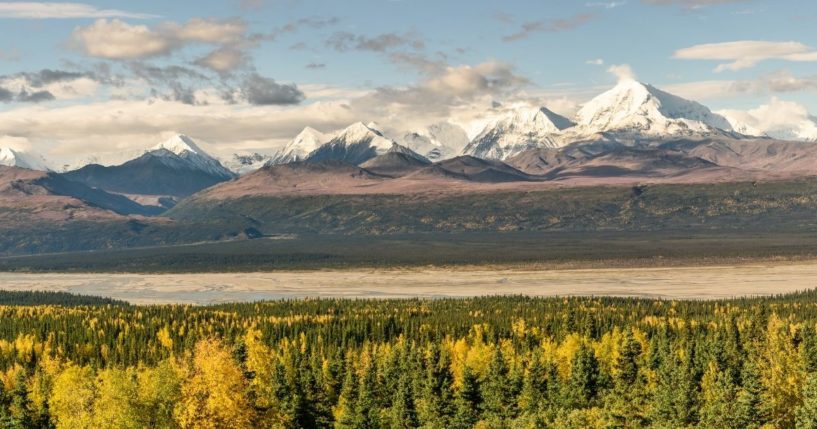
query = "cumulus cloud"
(69, 18, 251, 64)
(241, 74, 305, 105)
(422, 62, 529, 98)
(608, 64, 637, 82)
(718, 98, 817, 140)
(502, 13, 595, 42)
(162, 18, 246, 44)
(195, 47, 248, 74)
(674, 40, 817, 72)
(0, 2, 156, 19)
(70, 19, 174, 60)
(586, 59, 604, 65)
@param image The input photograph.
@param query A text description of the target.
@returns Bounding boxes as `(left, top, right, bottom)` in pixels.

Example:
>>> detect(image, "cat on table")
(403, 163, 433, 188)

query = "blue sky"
(0, 0, 815, 161)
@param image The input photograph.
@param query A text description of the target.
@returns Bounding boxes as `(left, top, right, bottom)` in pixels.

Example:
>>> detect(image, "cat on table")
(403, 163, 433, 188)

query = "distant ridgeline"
(1, 293, 817, 427)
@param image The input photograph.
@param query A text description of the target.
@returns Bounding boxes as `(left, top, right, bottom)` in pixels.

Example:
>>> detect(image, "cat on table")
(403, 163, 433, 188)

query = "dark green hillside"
(169, 179, 817, 234)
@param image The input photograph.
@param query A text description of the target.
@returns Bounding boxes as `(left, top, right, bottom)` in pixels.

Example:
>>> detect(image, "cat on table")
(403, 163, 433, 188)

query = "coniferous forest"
(2, 291, 817, 428)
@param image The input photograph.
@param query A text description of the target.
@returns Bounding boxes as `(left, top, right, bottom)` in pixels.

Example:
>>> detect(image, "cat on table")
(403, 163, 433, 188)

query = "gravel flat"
(1, 262, 815, 305)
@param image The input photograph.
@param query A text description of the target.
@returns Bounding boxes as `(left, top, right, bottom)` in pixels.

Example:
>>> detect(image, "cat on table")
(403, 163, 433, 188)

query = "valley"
(2, 260, 817, 305)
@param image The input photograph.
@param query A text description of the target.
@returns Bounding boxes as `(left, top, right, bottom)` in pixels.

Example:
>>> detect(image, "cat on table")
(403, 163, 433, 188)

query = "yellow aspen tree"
(175, 338, 254, 429)
(760, 314, 805, 428)
(92, 368, 141, 429)
(49, 365, 96, 429)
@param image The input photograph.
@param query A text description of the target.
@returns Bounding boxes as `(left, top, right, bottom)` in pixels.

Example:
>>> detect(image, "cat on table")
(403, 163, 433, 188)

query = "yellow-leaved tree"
(175, 338, 254, 429)
(49, 364, 96, 429)
(92, 368, 141, 429)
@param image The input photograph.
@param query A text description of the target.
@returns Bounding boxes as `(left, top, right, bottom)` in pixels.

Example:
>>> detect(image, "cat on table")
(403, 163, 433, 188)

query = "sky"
(0, 0, 816, 165)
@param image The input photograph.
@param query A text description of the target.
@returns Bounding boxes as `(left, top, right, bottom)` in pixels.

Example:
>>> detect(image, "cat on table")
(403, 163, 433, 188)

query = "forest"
(1, 291, 817, 428)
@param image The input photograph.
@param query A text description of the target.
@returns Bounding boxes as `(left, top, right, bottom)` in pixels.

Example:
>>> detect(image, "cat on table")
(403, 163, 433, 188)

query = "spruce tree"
(451, 366, 481, 429)
(796, 375, 817, 429)
(390, 373, 419, 429)
(480, 347, 515, 420)
(334, 360, 359, 429)
(565, 343, 600, 409)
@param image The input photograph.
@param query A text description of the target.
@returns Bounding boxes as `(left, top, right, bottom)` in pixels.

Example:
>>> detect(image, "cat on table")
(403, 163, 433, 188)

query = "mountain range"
(10, 78, 817, 178)
(4, 78, 817, 255)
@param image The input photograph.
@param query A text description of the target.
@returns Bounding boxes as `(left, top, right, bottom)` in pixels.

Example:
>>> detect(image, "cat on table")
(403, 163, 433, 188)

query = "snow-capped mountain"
(575, 79, 734, 138)
(397, 122, 470, 161)
(269, 127, 330, 165)
(150, 134, 234, 179)
(306, 122, 425, 165)
(61, 134, 235, 198)
(462, 106, 574, 160)
(0, 147, 51, 171)
(222, 153, 273, 175)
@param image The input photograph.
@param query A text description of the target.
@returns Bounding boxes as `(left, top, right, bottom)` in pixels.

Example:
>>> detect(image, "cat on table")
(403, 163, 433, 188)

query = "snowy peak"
(305, 122, 422, 165)
(505, 106, 575, 133)
(462, 106, 574, 160)
(397, 122, 470, 161)
(0, 147, 50, 171)
(269, 126, 330, 165)
(576, 80, 733, 136)
(326, 122, 396, 152)
(222, 152, 273, 175)
(146, 134, 234, 179)
(336, 122, 389, 145)
(152, 134, 207, 157)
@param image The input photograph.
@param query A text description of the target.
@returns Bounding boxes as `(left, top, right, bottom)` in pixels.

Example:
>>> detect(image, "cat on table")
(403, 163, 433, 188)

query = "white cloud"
(422, 62, 529, 98)
(718, 98, 817, 141)
(586, 59, 604, 65)
(607, 64, 637, 82)
(70, 19, 173, 60)
(0, 135, 34, 151)
(161, 18, 246, 44)
(0, 98, 358, 163)
(663, 70, 817, 100)
(674, 40, 817, 72)
(69, 18, 250, 63)
(0, 2, 156, 19)
(195, 47, 247, 73)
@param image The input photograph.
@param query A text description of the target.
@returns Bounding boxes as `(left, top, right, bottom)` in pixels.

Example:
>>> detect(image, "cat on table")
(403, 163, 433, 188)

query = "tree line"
(1, 293, 817, 427)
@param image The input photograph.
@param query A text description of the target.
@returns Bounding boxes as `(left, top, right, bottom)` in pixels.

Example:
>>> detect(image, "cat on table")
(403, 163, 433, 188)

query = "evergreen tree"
(354, 352, 382, 429)
(565, 343, 599, 409)
(334, 359, 359, 429)
(451, 366, 481, 429)
(796, 375, 817, 429)
(389, 374, 419, 429)
(735, 360, 763, 429)
(480, 347, 516, 420)
(418, 344, 454, 428)
(8, 371, 34, 429)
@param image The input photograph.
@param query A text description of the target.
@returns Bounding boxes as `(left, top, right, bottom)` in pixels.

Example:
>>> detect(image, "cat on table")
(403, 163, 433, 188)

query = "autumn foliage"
(0, 293, 816, 428)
